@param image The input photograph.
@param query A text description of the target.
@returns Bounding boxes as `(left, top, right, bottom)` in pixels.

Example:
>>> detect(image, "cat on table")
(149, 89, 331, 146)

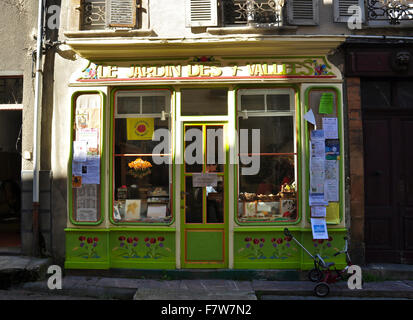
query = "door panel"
(181, 123, 228, 268)
(364, 114, 413, 264)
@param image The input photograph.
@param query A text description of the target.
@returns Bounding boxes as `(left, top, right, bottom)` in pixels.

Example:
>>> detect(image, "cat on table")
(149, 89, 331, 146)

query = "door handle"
(181, 191, 189, 200)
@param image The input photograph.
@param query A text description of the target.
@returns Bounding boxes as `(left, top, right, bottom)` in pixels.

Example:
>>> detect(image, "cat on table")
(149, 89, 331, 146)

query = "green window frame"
(68, 91, 106, 226)
(109, 88, 174, 226)
(235, 86, 302, 226)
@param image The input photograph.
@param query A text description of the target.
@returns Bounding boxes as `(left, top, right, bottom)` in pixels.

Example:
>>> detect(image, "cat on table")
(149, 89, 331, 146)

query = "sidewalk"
(1, 254, 413, 300)
(14, 276, 413, 300)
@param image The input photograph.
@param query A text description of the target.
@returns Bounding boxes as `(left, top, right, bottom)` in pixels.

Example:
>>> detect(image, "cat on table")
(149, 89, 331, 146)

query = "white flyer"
(311, 218, 329, 239)
(322, 118, 338, 139)
(76, 184, 98, 222)
(324, 179, 339, 202)
(325, 160, 339, 180)
(309, 193, 329, 207)
(73, 140, 87, 162)
(192, 173, 218, 187)
(310, 157, 325, 194)
(311, 206, 327, 218)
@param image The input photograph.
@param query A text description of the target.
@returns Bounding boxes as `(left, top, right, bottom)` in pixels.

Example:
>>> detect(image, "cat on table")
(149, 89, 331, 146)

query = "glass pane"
(0, 77, 23, 104)
(113, 156, 171, 223)
(239, 116, 294, 154)
(185, 176, 203, 223)
(184, 125, 203, 173)
(181, 89, 228, 115)
(114, 118, 169, 154)
(117, 96, 140, 114)
(361, 81, 392, 109)
(396, 81, 413, 109)
(238, 155, 297, 223)
(206, 125, 224, 173)
(241, 95, 265, 111)
(206, 176, 224, 223)
(142, 96, 166, 114)
(267, 94, 290, 111)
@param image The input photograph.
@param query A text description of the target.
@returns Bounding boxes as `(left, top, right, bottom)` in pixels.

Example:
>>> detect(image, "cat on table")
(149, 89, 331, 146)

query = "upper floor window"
(80, 0, 146, 30)
(185, 0, 319, 27)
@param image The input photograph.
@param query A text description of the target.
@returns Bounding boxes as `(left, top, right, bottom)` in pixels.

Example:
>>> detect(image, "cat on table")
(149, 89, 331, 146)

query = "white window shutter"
(287, 0, 319, 25)
(185, 0, 218, 27)
(334, 0, 365, 23)
(106, 0, 137, 28)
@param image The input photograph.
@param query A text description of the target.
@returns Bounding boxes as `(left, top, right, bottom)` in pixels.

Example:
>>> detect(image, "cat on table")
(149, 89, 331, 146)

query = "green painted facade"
(65, 56, 347, 272)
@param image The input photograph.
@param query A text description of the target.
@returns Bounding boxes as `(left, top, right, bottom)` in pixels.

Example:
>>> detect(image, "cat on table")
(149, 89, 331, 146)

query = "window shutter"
(185, 0, 218, 27)
(106, 0, 137, 28)
(287, 0, 319, 25)
(334, 0, 365, 23)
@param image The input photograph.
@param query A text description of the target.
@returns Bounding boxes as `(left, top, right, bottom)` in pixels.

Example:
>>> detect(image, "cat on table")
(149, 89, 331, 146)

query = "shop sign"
(77, 56, 339, 82)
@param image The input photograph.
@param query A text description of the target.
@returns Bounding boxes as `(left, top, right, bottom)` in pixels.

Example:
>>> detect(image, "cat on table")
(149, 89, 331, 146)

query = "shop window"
(237, 88, 298, 224)
(70, 93, 104, 224)
(113, 90, 172, 224)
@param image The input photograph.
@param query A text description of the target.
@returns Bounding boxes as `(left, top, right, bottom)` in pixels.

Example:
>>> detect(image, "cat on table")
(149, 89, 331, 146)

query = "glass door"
(180, 123, 228, 268)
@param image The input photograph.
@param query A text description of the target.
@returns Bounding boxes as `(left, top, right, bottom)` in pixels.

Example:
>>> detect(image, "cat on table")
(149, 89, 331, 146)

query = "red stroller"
(283, 228, 351, 297)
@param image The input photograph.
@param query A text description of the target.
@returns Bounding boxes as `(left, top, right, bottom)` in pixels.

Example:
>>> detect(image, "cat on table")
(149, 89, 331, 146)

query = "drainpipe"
(33, 0, 45, 257)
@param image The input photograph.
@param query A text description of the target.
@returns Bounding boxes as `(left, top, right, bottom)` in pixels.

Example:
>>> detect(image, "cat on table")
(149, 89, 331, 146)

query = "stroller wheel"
(314, 283, 330, 297)
(308, 268, 323, 282)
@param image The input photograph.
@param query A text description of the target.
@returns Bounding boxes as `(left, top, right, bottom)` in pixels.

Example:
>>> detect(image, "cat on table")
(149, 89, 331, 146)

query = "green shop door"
(181, 123, 229, 268)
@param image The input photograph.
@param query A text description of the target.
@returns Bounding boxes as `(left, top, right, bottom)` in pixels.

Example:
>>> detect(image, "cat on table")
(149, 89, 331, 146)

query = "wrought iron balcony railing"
(222, 0, 284, 26)
(81, 0, 106, 30)
(367, 0, 413, 25)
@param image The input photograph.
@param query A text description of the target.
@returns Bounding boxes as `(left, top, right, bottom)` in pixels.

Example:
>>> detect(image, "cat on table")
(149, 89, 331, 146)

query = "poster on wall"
(76, 184, 98, 221)
(311, 218, 329, 239)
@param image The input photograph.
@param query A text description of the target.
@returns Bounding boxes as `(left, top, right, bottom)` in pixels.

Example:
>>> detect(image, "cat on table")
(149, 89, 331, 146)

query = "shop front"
(64, 52, 348, 271)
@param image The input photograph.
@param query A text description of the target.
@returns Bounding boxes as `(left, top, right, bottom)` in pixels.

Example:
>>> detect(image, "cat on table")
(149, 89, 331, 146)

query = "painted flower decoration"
(314, 62, 328, 76)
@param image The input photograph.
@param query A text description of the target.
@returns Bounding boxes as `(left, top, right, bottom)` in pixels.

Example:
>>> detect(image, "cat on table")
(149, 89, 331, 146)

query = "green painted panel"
(233, 230, 347, 270)
(186, 230, 224, 261)
(299, 230, 346, 270)
(234, 231, 300, 267)
(65, 230, 109, 269)
(110, 231, 175, 269)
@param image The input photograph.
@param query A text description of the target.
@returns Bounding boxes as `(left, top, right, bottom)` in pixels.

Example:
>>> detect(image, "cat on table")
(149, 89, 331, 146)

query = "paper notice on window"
(73, 141, 87, 162)
(309, 193, 329, 207)
(304, 109, 316, 125)
(310, 157, 325, 194)
(192, 173, 218, 187)
(81, 158, 100, 185)
(311, 218, 329, 239)
(324, 179, 339, 202)
(311, 140, 326, 159)
(77, 128, 99, 157)
(325, 160, 339, 180)
(322, 118, 338, 139)
(311, 206, 327, 218)
(72, 161, 83, 176)
(147, 205, 167, 218)
(311, 130, 325, 141)
(76, 184, 98, 222)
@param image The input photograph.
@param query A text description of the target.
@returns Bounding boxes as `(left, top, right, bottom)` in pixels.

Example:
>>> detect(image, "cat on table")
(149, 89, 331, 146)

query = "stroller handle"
(284, 228, 293, 238)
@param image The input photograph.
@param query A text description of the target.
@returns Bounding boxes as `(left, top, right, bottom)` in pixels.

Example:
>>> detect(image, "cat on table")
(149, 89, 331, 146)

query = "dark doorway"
(0, 110, 22, 249)
(362, 79, 413, 264)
